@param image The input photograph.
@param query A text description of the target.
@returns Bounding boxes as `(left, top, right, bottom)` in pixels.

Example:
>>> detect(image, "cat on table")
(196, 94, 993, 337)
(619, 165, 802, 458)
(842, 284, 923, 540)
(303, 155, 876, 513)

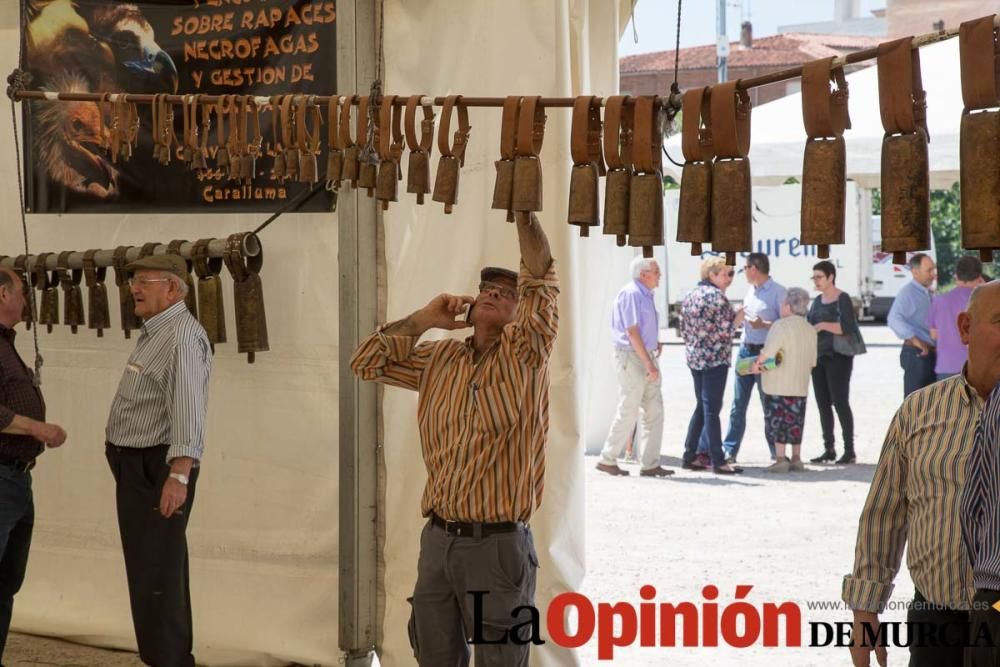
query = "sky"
(618, 0, 887, 57)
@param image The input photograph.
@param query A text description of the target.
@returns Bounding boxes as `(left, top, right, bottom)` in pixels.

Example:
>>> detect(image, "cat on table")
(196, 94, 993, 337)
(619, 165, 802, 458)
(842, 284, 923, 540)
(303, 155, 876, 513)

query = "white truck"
(658, 181, 876, 326)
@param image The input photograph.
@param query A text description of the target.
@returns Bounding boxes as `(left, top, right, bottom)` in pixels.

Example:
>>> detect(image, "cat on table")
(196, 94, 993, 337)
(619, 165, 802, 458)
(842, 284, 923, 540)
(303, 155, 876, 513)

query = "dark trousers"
(683, 365, 729, 467)
(907, 589, 968, 667)
(407, 519, 538, 667)
(901, 346, 936, 398)
(723, 344, 775, 459)
(106, 444, 198, 667)
(967, 589, 1000, 666)
(0, 467, 32, 661)
(811, 354, 855, 454)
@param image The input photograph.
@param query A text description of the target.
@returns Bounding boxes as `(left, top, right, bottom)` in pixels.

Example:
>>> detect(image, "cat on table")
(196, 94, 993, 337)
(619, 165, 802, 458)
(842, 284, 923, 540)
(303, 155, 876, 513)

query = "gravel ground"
(5, 327, 918, 666)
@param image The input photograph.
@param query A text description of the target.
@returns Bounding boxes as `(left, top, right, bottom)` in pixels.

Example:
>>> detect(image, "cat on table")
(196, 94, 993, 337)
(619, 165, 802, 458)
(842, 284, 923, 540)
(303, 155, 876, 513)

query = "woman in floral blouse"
(679, 256, 745, 474)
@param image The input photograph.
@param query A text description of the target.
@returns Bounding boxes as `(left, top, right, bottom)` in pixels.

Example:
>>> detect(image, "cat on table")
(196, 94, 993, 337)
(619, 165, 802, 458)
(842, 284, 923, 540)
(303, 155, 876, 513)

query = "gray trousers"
(406, 519, 539, 667)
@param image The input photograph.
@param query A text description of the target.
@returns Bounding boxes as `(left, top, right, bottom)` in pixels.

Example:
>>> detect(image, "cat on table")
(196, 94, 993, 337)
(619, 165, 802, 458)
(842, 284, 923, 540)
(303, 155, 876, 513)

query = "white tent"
(665, 38, 963, 189)
(0, 1, 633, 666)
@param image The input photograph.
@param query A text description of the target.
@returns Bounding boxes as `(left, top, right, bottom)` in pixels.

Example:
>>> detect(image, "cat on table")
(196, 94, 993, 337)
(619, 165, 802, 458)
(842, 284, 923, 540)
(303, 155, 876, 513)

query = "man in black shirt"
(0, 267, 67, 661)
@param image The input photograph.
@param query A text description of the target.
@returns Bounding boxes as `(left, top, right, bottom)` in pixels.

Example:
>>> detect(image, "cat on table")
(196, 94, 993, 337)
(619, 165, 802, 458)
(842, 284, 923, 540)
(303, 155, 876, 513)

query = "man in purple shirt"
(928, 255, 985, 380)
(596, 257, 673, 478)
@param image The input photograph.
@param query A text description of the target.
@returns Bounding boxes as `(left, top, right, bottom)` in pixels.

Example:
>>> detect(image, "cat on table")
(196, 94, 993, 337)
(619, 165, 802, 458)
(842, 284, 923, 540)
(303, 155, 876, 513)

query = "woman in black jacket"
(807, 261, 862, 464)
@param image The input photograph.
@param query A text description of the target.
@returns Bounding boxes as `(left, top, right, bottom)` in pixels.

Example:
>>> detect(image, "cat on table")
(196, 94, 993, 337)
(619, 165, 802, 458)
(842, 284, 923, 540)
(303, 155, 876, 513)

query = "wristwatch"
(169, 472, 189, 486)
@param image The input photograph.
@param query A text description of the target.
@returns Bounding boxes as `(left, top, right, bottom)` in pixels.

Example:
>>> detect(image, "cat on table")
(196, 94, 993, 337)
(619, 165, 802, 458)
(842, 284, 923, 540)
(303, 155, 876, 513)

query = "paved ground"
(6, 326, 919, 666)
(577, 326, 916, 666)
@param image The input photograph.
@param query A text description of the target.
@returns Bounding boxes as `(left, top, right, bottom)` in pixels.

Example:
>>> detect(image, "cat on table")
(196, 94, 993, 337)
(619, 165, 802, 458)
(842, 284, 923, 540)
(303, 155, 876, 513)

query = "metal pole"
(0, 237, 258, 273)
(338, 0, 379, 664)
(717, 0, 728, 83)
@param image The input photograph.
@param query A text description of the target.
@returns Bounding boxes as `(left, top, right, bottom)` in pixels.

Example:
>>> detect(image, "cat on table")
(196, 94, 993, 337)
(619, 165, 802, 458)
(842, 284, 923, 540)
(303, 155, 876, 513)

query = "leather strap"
(112, 246, 131, 286)
(603, 95, 631, 170)
(404, 95, 434, 153)
(140, 242, 158, 259)
(802, 57, 851, 138)
(377, 94, 397, 160)
(162, 95, 178, 158)
(356, 96, 370, 150)
(223, 233, 263, 282)
(515, 96, 545, 158)
(280, 95, 297, 150)
(181, 95, 193, 160)
(83, 249, 105, 286)
(32, 253, 51, 291)
(198, 96, 211, 160)
(960, 15, 1000, 110)
(339, 95, 358, 148)
(247, 96, 262, 156)
(586, 97, 606, 174)
(327, 96, 341, 150)
(681, 87, 713, 162)
(218, 96, 233, 151)
(437, 95, 470, 165)
(877, 37, 928, 138)
(56, 251, 79, 288)
(295, 95, 320, 154)
(632, 96, 661, 173)
(268, 95, 282, 152)
(167, 240, 192, 271)
(570, 96, 596, 165)
(191, 239, 223, 279)
(499, 96, 521, 161)
(711, 81, 751, 158)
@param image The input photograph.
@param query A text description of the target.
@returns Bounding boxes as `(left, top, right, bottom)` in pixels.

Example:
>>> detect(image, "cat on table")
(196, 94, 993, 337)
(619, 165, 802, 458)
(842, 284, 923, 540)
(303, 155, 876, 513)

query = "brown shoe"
(595, 461, 630, 476)
(640, 466, 675, 478)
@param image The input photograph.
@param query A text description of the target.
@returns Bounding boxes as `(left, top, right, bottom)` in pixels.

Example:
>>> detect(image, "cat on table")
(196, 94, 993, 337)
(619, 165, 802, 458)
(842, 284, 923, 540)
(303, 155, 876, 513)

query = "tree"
(871, 182, 963, 288)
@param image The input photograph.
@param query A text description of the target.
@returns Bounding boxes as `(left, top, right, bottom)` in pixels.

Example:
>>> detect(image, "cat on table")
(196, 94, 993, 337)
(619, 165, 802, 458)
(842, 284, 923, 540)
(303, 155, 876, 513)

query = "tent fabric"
(665, 39, 963, 188)
(379, 1, 633, 664)
(0, 1, 635, 665)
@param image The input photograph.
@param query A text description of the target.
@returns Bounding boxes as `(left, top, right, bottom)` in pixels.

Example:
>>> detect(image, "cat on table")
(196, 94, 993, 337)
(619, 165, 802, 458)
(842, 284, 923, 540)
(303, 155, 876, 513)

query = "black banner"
(22, 0, 337, 214)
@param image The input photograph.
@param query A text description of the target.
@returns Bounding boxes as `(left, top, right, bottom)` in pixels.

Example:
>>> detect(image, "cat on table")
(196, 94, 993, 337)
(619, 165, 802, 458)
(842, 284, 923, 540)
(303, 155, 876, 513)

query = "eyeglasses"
(725, 270, 735, 277)
(811, 275, 825, 281)
(128, 278, 170, 288)
(478, 281, 518, 301)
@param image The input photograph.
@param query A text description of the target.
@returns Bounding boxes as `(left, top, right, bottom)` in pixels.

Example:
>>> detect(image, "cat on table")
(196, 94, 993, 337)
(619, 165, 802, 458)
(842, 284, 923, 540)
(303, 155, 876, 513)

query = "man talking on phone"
(351, 211, 557, 667)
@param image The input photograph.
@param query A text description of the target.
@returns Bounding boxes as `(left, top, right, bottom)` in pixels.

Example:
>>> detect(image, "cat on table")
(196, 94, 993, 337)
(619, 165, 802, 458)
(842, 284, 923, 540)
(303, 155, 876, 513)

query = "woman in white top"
(752, 288, 818, 472)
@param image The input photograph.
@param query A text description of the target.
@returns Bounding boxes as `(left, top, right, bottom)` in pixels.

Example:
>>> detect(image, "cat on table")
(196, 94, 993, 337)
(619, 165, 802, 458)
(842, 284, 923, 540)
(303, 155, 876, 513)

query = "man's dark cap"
(480, 266, 518, 284)
(126, 254, 188, 281)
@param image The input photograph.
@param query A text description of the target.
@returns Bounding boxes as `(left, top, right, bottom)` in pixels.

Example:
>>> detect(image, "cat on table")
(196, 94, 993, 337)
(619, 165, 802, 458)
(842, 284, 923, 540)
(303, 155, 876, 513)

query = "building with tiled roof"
(620, 28, 882, 107)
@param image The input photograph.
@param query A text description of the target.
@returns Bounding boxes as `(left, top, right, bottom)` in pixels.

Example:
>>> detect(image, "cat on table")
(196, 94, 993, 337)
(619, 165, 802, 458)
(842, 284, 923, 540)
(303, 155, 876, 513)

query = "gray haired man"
(105, 254, 212, 667)
(596, 256, 672, 478)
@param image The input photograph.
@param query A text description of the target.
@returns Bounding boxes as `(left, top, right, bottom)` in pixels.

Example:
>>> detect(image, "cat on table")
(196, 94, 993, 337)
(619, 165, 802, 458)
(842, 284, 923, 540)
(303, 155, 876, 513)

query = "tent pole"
(338, 0, 379, 663)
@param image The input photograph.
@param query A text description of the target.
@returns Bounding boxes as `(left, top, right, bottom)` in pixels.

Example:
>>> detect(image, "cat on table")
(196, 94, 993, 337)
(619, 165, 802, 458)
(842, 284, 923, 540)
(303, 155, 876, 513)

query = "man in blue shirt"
(722, 253, 786, 463)
(887, 253, 937, 398)
(597, 257, 673, 478)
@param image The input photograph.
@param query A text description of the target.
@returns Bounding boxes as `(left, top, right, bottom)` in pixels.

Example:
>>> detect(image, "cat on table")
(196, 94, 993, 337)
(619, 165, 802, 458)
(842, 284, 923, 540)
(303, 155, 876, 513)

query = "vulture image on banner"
(23, 0, 178, 201)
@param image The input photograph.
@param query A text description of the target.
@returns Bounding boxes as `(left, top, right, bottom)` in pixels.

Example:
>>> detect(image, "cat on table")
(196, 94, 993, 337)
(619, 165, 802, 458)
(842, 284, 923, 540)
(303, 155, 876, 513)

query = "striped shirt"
(960, 379, 1000, 590)
(842, 373, 982, 612)
(106, 300, 212, 463)
(350, 261, 559, 523)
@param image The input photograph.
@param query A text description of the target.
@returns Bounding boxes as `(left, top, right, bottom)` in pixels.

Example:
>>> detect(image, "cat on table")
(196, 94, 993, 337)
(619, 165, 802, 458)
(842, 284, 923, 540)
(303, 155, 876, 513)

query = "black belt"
(0, 458, 35, 472)
(743, 343, 764, 350)
(430, 513, 523, 538)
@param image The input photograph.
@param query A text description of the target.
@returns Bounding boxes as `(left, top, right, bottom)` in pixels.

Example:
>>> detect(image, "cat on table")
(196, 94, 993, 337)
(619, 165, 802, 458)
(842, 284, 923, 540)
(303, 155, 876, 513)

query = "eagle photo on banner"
(21, 0, 337, 214)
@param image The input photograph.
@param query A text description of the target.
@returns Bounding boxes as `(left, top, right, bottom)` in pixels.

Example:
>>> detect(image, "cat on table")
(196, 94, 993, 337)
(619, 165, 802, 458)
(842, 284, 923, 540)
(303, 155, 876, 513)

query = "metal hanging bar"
(0, 235, 260, 273)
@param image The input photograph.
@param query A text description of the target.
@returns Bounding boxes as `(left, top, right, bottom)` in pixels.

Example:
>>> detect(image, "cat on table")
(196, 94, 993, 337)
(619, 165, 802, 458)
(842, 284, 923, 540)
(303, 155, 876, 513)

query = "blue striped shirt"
(960, 379, 1000, 590)
(887, 280, 933, 344)
(105, 300, 212, 463)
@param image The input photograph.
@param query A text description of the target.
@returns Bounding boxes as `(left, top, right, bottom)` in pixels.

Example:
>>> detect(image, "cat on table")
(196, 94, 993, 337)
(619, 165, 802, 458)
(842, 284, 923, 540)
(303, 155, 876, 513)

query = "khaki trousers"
(599, 348, 664, 470)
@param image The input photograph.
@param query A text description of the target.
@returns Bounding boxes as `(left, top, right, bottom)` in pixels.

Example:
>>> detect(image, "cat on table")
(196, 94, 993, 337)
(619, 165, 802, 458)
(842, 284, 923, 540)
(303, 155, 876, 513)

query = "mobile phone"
(465, 303, 474, 323)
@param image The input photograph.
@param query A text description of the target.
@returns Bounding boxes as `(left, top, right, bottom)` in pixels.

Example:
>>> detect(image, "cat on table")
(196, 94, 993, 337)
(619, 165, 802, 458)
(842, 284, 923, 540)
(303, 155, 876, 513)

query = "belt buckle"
(444, 519, 459, 536)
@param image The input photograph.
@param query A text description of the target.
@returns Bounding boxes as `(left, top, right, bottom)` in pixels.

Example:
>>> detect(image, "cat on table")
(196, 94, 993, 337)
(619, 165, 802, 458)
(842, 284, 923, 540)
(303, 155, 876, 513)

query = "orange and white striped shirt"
(350, 261, 559, 523)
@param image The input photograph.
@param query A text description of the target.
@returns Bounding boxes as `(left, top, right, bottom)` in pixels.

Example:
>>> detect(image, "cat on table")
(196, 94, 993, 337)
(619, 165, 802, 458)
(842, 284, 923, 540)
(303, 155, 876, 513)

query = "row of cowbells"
(8, 234, 268, 364)
(491, 95, 666, 257)
(327, 94, 471, 215)
(676, 81, 753, 265)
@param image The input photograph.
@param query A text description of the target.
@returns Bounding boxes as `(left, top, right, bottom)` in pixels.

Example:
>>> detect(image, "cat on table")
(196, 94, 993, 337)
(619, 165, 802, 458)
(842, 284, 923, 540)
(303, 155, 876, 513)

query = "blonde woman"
(679, 256, 744, 475)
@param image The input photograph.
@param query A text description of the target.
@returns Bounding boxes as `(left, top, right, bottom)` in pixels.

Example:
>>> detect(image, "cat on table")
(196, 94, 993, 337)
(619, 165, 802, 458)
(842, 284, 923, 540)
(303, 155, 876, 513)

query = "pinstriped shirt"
(843, 373, 982, 612)
(960, 379, 1000, 590)
(105, 300, 212, 463)
(350, 261, 559, 524)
